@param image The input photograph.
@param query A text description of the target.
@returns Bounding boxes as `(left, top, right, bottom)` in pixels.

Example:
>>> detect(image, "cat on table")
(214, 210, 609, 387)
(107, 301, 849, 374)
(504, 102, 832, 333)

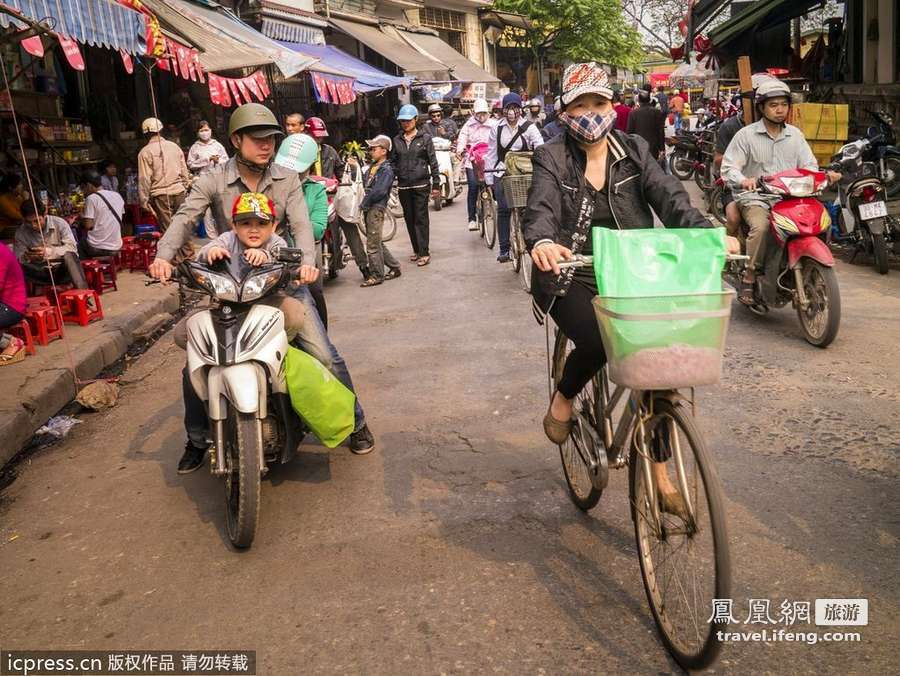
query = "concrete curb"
(0, 288, 180, 468)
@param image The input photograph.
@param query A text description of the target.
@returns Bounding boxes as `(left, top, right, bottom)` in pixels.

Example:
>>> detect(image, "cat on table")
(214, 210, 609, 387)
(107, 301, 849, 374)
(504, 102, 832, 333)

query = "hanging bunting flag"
(255, 71, 271, 99)
(192, 52, 205, 84)
(228, 78, 243, 105)
(21, 36, 44, 58)
(175, 43, 192, 81)
(58, 36, 85, 71)
(120, 50, 134, 74)
(208, 74, 222, 106)
(244, 74, 263, 102)
(236, 78, 251, 105)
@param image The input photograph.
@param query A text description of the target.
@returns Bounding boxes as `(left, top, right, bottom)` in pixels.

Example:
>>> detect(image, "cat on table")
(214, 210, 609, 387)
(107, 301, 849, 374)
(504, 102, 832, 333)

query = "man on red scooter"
(721, 79, 840, 304)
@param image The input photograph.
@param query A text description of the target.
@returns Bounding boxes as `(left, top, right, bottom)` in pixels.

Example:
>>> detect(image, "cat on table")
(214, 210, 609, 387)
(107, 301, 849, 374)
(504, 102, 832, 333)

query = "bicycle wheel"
(382, 209, 397, 242)
(518, 224, 532, 291)
(628, 396, 730, 670)
(482, 188, 497, 249)
(552, 331, 603, 510)
(510, 210, 522, 273)
(476, 193, 486, 239)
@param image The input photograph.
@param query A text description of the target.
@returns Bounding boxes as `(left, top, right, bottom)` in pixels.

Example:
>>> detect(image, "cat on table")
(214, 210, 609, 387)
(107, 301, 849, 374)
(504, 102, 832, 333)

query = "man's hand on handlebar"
(826, 170, 842, 185)
(740, 177, 758, 192)
(532, 242, 573, 275)
(149, 258, 174, 284)
(725, 236, 741, 255)
(297, 264, 320, 285)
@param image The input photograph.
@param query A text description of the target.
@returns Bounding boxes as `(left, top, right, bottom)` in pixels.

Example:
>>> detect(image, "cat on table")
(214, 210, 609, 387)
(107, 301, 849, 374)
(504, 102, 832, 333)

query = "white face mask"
(198, 130, 212, 141)
(505, 108, 519, 124)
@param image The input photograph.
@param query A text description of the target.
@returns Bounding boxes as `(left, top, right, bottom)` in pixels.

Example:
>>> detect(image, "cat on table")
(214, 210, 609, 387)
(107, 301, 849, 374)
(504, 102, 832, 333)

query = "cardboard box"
(790, 103, 849, 141)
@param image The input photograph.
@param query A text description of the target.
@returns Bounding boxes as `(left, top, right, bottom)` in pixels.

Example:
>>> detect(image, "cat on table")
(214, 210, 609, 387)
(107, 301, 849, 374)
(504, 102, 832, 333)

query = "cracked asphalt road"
(1, 192, 898, 674)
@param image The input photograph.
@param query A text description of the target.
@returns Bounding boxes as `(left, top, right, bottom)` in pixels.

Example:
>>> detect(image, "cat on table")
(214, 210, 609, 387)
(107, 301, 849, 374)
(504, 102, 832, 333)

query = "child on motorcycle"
(173, 192, 309, 347)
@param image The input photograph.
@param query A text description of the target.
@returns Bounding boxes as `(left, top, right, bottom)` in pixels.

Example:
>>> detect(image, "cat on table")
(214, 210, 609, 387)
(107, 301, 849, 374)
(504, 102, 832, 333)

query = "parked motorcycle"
(723, 168, 841, 347)
(831, 138, 899, 274)
(432, 137, 463, 210)
(667, 130, 702, 181)
(861, 110, 900, 198)
(166, 248, 307, 548)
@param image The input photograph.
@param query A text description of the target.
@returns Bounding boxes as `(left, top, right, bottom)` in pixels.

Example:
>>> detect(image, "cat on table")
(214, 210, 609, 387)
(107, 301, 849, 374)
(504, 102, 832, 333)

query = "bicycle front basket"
(592, 291, 734, 390)
(501, 174, 532, 208)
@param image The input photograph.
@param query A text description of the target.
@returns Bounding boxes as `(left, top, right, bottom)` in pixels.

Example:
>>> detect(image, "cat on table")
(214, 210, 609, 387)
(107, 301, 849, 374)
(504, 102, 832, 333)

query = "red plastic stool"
(27, 295, 52, 310)
(82, 259, 118, 295)
(58, 289, 103, 326)
(8, 320, 36, 355)
(25, 305, 64, 345)
(125, 245, 152, 273)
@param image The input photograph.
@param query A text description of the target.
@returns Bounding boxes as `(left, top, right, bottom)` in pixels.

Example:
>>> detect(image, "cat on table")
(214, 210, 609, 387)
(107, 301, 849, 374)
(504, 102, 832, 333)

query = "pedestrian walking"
(391, 105, 440, 267)
(187, 120, 228, 237)
(360, 135, 401, 287)
(137, 117, 192, 260)
(627, 91, 666, 166)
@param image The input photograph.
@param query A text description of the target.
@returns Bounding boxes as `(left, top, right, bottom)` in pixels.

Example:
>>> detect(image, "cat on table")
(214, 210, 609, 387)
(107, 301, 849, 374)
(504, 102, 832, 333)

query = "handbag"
(335, 163, 365, 222)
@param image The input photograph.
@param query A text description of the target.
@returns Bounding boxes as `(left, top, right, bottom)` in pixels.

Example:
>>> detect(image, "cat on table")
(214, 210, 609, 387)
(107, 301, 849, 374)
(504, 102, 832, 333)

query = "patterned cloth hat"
(560, 62, 614, 107)
(232, 192, 276, 224)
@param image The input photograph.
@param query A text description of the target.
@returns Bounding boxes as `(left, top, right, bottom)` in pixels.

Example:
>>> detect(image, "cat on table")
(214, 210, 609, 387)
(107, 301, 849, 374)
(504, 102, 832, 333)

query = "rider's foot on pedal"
(543, 408, 573, 444)
(177, 441, 207, 474)
(349, 425, 375, 455)
(738, 274, 756, 305)
(497, 253, 511, 263)
(468, 220, 478, 231)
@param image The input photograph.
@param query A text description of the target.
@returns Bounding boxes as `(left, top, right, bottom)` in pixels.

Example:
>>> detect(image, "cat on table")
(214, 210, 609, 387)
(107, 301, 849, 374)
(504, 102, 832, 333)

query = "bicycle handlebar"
(554, 253, 746, 270)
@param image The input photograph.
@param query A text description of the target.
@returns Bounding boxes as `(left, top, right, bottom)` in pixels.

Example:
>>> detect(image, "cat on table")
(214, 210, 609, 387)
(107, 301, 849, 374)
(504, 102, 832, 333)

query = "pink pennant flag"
(22, 36, 44, 58)
(120, 50, 134, 74)
(208, 74, 222, 106)
(254, 71, 270, 99)
(219, 76, 232, 107)
(236, 78, 251, 104)
(192, 52, 205, 83)
(175, 44, 192, 81)
(244, 74, 262, 102)
(57, 35, 85, 71)
(227, 78, 243, 105)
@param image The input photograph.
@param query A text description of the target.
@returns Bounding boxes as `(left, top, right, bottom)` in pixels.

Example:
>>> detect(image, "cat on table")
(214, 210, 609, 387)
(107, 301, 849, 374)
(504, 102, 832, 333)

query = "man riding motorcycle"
(149, 103, 375, 470)
(720, 79, 840, 304)
(423, 103, 459, 141)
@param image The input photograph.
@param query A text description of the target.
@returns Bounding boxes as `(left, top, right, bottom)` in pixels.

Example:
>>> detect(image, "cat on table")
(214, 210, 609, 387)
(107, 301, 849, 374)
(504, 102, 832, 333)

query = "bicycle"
(548, 254, 734, 670)
(475, 164, 497, 250)
(502, 173, 533, 292)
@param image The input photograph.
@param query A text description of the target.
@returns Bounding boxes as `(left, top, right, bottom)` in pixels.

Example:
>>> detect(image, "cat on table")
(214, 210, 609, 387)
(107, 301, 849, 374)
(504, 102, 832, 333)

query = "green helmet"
(274, 133, 319, 173)
(228, 103, 284, 139)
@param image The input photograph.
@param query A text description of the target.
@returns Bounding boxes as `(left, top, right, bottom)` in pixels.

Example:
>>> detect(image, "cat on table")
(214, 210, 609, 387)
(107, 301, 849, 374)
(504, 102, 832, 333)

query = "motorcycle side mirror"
(275, 247, 303, 264)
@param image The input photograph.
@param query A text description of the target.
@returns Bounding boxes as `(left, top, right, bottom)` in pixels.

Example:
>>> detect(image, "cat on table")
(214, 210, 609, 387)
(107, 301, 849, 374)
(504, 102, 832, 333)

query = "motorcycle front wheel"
(796, 260, 841, 348)
(224, 411, 262, 549)
(669, 151, 694, 181)
(883, 157, 900, 199)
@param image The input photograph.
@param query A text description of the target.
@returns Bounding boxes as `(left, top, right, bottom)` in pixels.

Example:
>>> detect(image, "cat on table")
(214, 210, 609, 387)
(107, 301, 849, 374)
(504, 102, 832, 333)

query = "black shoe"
(497, 253, 511, 263)
(177, 442, 207, 474)
(360, 266, 371, 280)
(349, 425, 375, 455)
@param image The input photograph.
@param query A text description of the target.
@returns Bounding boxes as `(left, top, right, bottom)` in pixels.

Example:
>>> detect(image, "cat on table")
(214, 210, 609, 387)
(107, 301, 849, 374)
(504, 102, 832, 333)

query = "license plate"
(859, 201, 887, 220)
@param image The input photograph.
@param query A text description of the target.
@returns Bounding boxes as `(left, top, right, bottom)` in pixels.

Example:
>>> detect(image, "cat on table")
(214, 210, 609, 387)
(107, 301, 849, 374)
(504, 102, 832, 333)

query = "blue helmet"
(397, 104, 419, 121)
(501, 93, 522, 110)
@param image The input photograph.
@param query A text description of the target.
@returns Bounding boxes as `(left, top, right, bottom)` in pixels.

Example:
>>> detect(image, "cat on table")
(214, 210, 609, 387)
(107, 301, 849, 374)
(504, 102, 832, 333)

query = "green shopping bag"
(284, 346, 356, 448)
(592, 227, 726, 297)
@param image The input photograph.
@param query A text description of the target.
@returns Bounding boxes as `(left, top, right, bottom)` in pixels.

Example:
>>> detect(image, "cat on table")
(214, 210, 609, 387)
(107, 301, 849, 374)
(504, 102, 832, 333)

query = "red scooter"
(724, 168, 841, 347)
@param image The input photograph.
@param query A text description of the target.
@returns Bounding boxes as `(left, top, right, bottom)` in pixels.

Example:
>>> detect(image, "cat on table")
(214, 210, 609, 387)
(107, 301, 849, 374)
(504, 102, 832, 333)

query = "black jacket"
(522, 130, 711, 319)
(626, 105, 666, 158)
(391, 130, 440, 189)
(360, 161, 394, 210)
(312, 143, 343, 180)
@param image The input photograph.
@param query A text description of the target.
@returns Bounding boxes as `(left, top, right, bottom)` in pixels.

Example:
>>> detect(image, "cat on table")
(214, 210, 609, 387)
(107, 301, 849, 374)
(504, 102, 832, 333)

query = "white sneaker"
(468, 220, 478, 231)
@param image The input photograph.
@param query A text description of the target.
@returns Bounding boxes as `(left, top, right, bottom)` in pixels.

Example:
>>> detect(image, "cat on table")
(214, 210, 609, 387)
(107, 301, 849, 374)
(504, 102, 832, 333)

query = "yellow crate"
(809, 140, 844, 167)
(790, 103, 849, 141)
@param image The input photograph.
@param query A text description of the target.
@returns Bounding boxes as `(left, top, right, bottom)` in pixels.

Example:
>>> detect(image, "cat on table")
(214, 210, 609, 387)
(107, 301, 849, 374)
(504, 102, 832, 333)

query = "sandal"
(360, 277, 383, 288)
(384, 267, 401, 280)
(738, 279, 756, 306)
(416, 256, 431, 267)
(409, 254, 419, 262)
(0, 337, 26, 366)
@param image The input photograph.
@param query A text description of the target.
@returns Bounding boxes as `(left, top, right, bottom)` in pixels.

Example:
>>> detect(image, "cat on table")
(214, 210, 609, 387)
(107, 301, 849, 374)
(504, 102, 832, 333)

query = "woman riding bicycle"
(522, 62, 739, 513)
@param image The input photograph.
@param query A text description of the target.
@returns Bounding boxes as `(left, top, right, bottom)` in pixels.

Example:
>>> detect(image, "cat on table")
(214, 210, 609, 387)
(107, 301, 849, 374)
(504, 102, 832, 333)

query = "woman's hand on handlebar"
(149, 258, 174, 284)
(532, 242, 573, 275)
(725, 236, 741, 255)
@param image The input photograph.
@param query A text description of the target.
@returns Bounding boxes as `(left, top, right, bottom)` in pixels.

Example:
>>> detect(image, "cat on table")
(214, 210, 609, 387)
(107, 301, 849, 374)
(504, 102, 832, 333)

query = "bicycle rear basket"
(592, 291, 734, 390)
(501, 174, 532, 208)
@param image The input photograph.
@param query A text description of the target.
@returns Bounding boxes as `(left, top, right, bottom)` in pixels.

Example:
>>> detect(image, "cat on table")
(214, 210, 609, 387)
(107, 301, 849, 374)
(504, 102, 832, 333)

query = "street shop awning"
(708, 0, 826, 54)
(279, 41, 409, 94)
(391, 26, 499, 84)
(328, 16, 449, 82)
(478, 9, 532, 31)
(258, 0, 325, 45)
(165, 0, 311, 77)
(0, 0, 150, 55)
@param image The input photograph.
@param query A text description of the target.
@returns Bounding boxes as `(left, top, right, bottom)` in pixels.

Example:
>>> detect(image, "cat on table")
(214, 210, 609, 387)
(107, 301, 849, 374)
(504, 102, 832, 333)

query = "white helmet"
(473, 98, 490, 114)
(553, 96, 561, 113)
(755, 78, 791, 105)
(527, 98, 542, 108)
(141, 117, 164, 134)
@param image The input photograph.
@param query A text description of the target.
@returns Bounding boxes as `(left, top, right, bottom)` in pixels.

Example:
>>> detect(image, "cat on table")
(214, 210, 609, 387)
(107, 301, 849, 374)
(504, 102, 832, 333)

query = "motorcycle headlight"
(781, 175, 815, 196)
(192, 268, 239, 303)
(241, 268, 282, 302)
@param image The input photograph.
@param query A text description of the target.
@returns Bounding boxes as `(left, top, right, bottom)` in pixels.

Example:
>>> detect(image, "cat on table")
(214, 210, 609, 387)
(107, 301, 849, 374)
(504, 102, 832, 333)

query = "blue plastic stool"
(134, 223, 159, 236)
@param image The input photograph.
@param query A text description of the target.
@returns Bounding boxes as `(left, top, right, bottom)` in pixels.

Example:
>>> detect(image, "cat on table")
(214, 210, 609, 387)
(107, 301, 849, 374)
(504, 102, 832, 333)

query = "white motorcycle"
(161, 249, 307, 548)
(431, 137, 463, 210)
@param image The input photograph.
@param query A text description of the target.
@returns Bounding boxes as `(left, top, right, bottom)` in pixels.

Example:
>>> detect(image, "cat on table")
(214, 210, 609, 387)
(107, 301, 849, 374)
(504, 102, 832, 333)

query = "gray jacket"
(156, 157, 314, 268)
(197, 230, 287, 280)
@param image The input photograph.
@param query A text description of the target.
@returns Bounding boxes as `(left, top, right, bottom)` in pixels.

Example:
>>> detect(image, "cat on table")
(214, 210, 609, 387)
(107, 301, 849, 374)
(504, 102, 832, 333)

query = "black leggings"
(1, 302, 24, 330)
(549, 282, 607, 399)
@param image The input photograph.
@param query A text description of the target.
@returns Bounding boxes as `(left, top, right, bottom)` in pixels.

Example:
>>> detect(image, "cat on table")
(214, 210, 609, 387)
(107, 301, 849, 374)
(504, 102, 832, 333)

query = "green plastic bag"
(592, 227, 726, 297)
(284, 346, 356, 448)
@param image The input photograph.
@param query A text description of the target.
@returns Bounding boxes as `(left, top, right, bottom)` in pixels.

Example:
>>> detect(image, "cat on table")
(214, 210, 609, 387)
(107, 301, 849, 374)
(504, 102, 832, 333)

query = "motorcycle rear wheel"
(883, 157, 900, 199)
(872, 232, 889, 274)
(669, 151, 694, 181)
(796, 261, 841, 348)
(224, 411, 262, 549)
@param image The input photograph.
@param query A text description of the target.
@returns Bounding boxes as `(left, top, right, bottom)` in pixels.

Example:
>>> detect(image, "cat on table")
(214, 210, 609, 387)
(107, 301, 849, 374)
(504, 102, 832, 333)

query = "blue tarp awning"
(279, 41, 409, 93)
(0, 0, 149, 55)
